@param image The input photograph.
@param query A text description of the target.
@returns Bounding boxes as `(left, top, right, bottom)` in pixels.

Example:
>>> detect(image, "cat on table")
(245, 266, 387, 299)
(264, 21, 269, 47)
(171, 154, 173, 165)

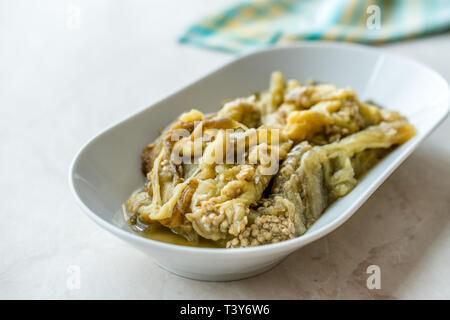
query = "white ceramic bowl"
(69, 42, 449, 281)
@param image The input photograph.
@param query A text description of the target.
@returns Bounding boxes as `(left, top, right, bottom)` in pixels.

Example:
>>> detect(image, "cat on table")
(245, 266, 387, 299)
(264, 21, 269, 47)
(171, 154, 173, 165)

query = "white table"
(1, 0, 449, 299)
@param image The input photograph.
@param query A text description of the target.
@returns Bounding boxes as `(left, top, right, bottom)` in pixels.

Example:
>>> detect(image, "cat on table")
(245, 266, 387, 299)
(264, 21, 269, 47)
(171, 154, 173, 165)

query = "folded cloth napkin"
(179, 0, 450, 53)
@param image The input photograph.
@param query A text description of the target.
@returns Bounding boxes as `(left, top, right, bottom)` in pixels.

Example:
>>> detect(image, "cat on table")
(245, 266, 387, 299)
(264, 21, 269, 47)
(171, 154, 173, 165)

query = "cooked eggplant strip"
(185, 128, 293, 241)
(217, 96, 261, 128)
(259, 120, 415, 235)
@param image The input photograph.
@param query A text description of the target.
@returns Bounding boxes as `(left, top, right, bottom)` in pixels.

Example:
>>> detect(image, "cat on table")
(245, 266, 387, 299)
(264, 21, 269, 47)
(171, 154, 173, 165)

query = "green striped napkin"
(179, 0, 450, 54)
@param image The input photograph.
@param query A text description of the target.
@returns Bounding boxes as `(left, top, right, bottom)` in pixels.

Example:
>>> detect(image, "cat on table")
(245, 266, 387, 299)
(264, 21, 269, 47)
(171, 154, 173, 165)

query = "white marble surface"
(1, 0, 449, 299)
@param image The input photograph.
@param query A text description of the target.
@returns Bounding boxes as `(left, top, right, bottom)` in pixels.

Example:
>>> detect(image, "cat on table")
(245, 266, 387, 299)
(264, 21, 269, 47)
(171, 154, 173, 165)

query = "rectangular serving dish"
(70, 42, 449, 281)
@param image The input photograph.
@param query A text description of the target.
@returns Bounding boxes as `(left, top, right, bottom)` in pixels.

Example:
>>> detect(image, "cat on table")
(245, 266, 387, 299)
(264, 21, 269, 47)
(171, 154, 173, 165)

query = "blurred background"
(1, 0, 449, 299)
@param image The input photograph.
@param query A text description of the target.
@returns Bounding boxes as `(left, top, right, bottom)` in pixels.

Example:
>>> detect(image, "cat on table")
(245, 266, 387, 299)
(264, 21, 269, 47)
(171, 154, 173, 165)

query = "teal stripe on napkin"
(179, 0, 450, 54)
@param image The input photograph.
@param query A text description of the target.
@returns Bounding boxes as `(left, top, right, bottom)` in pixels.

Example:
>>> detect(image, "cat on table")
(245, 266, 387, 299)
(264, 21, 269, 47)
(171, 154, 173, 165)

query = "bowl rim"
(69, 41, 450, 256)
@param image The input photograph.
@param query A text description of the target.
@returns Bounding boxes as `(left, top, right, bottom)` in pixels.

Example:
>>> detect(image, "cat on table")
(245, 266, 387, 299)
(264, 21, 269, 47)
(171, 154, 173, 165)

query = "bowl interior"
(70, 43, 449, 244)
